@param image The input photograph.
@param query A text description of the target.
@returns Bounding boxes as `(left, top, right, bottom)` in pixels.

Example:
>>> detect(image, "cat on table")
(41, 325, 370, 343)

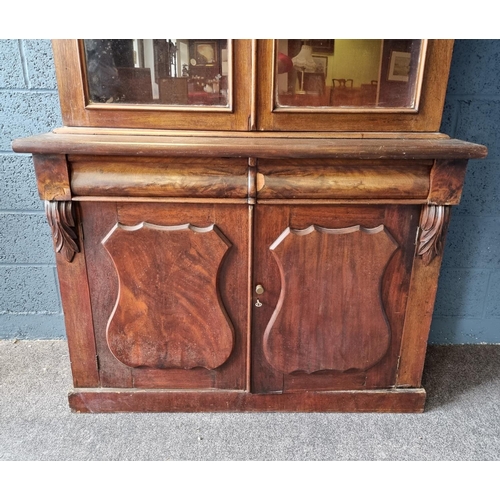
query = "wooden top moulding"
(12, 133, 488, 160)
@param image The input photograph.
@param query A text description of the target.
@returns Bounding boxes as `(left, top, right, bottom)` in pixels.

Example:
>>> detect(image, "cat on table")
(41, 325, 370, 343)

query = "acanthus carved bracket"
(45, 200, 80, 263)
(417, 205, 450, 266)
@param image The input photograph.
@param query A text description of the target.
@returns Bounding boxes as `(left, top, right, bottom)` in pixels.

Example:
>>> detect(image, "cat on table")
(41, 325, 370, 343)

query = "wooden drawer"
(256, 159, 432, 201)
(69, 156, 249, 199)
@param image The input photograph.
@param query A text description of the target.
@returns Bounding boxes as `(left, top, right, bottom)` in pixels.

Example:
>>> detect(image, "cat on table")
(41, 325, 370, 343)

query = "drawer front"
(257, 159, 432, 200)
(70, 156, 249, 199)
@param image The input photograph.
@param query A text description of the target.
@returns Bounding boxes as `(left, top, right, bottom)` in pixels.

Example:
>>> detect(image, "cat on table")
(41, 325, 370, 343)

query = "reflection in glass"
(83, 39, 230, 107)
(275, 39, 423, 110)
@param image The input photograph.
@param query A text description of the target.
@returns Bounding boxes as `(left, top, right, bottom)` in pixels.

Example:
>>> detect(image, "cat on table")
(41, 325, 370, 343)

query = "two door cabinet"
(13, 39, 487, 412)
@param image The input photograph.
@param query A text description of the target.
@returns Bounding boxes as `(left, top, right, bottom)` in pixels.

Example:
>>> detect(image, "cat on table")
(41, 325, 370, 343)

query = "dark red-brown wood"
(81, 201, 250, 391)
(14, 38, 489, 413)
(69, 388, 426, 413)
(252, 204, 419, 394)
(103, 221, 234, 370)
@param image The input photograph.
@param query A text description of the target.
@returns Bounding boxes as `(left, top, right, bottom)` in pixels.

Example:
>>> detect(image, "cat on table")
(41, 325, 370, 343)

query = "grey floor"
(0, 340, 499, 460)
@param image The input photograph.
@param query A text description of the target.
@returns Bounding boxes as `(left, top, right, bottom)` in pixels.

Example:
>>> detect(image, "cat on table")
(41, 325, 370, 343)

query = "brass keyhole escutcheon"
(255, 284, 264, 295)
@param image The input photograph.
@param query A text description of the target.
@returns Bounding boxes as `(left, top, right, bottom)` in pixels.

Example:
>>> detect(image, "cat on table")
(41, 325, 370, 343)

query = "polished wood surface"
(52, 40, 252, 131)
(13, 133, 488, 160)
(429, 159, 469, 204)
(263, 224, 397, 374)
(252, 204, 419, 394)
(15, 38, 488, 413)
(52, 202, 99, 388)
(257, 40, 454, 132)
(70, 157, 248, 198)
(397, 206, 451, 386)
(257, 159, 432, 199)
(103, 222, 234, 370)
(32, 154, 71, 201)
(81, 202, 250, 390)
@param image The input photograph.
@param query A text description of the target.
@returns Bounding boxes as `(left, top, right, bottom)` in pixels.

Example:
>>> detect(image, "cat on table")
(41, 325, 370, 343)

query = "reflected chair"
(116, 67, 153, 103)
(330, 78, 354, 106)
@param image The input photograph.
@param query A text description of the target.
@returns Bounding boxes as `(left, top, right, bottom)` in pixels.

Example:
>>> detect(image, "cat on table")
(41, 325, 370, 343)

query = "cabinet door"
(252, 204, 419, 393)
(81, 202, 250, 390)
(52, 39, 252, 131)
(256, 39, 453, 132)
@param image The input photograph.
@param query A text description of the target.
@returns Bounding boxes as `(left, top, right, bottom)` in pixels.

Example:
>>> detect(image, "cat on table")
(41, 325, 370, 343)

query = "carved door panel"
(81, 202, 250, 390)
(252, 205, 419, 394)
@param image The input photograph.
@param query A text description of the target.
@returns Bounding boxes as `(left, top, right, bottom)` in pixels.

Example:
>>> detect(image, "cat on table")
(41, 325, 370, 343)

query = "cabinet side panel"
(397, 206, 450, 387)
(53, 202, 99, 387)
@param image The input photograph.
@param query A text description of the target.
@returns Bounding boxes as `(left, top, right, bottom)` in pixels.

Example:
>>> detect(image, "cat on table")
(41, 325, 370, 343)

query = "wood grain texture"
(82, 202, 133, 388)
(12, 133, 488, 160)
(428, 159, 469, 204)
(257, 160, 431, 199)
(45, 200, 79, 262)
(256, 39, 454, 132)
(396, 204, 451, 387)
(52, 126, 451, 139)
(252, 205, 418, 394)
(51, 39, 252, 131)
(53, 202, 99, 388)
(32, 154, 71, 200)
(81, 202, 249, 390)
(397, 212, 450, 387)
(68, 388, 426, 413)
(102, 222, 234, 370)
(263, 224, 398, 374)
(70, 158, 248, 198)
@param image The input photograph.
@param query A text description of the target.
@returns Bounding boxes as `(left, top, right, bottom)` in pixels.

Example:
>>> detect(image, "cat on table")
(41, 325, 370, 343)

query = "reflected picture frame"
(312, 55, 328, 78)
(194, 41, 218, 66)
(388, 51, 411, 82)
(310, 40, 334, 53)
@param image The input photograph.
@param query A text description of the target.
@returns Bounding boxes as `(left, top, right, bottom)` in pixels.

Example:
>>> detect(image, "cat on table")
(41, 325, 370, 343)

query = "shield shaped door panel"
(80, 202, 250, 390)
(252, 204, 419, 394)
(102, 221, 234, 371)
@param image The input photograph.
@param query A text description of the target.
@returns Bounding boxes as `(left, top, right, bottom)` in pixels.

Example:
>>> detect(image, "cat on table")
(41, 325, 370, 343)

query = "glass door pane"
(275, 39, 425, 111)
(83, 39, 231, 108)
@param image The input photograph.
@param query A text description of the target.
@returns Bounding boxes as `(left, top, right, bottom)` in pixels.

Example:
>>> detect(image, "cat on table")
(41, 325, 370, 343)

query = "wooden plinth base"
(68, 388, 426, 413)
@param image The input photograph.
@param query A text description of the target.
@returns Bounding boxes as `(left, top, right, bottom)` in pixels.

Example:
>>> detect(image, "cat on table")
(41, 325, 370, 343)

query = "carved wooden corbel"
(417, 205, 450, 265)
(45, 200, 80, 263)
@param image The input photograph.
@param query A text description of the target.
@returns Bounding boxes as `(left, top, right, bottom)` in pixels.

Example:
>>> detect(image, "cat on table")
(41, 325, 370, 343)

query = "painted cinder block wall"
(0, 39, 499, 343)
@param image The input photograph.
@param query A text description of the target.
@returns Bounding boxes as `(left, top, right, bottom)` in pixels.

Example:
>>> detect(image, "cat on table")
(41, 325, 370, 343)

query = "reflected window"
(275, 39, 425, 110)
(83, 39, 230, 107)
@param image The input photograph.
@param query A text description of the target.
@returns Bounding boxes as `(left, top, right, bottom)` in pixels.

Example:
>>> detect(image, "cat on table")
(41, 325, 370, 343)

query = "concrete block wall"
(430, 40, 500, 343)
(0, 39, 499, 343)
(0, 40, 64, 339)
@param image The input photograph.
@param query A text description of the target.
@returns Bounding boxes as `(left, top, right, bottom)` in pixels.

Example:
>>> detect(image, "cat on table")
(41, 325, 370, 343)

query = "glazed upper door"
(80, 201, 250, 389)
(256, 39, 454, 132)
(252, 204, 419, 393)
(52, 39, 252, 130)
(52, 39, 453, 132)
